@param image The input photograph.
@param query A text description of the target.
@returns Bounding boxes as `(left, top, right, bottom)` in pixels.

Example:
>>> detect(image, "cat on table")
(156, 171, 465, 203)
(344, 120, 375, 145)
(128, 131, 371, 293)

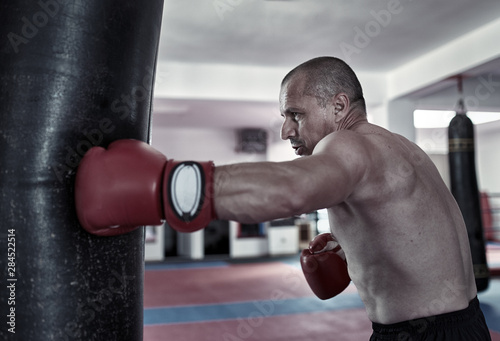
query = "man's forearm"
(213, 161, 305, 223)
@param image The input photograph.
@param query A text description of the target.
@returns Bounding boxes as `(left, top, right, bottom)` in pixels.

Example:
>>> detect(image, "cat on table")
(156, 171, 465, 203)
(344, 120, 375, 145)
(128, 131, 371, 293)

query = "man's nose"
(280, 118, 296, 140)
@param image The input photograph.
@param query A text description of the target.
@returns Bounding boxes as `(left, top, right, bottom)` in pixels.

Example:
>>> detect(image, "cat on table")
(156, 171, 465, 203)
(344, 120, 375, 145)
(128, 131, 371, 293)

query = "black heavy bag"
(0, 1, 164, 340)
(448, 112, 490, 292)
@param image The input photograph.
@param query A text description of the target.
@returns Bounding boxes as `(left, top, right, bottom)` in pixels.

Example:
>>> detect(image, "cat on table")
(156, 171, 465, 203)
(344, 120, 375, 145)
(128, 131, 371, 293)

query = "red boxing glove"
(75, 139, 216, 236)
(300, 233, 351, 300)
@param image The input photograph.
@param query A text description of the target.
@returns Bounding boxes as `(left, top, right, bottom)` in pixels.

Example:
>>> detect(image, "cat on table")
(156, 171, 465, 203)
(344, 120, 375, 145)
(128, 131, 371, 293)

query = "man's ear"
(332, 93, 349, 122)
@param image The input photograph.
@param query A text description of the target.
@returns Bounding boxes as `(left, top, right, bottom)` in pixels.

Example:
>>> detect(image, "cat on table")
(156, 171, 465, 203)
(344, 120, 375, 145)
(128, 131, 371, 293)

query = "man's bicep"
(295, 151, 365, 210)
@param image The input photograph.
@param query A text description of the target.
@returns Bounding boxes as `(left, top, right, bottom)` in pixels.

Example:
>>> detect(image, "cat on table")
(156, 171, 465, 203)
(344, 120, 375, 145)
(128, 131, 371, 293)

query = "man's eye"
(292, 112, 300, 121)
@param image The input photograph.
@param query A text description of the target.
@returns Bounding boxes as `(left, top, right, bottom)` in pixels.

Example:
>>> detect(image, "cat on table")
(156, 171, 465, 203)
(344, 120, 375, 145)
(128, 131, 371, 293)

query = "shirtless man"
(75, 57, 491, 340)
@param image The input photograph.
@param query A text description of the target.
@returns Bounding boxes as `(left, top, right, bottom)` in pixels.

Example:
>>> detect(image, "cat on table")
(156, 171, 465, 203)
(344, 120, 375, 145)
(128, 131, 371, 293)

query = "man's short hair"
(282, 56, 366, 111)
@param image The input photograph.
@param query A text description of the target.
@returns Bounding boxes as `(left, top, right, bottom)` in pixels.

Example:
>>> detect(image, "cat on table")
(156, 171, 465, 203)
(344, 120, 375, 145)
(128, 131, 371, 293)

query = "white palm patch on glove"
(167, 162, 206, 222)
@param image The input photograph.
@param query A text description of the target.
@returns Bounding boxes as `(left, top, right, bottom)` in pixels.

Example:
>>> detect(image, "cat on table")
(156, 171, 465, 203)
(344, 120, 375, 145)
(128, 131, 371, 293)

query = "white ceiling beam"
(387, 16, 500, 101)
(153, 61, 387, 107)
(153, 61, 288, 102)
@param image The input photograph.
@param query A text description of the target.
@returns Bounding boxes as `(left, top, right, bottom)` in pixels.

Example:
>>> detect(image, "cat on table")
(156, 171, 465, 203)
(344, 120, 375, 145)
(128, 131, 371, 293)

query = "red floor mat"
(144, 308, 372, 341)
(144, 262, 357, 308)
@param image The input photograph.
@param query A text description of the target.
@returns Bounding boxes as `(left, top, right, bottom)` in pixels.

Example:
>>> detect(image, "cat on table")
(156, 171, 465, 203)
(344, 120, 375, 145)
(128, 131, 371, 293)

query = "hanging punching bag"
(0, 1, 164, 340)
(448, 104, 490, 292)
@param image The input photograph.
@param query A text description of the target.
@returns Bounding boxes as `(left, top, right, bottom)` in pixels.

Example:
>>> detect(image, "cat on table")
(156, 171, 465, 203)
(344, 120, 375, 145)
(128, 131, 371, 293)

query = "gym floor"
(143, 242, 500, 340)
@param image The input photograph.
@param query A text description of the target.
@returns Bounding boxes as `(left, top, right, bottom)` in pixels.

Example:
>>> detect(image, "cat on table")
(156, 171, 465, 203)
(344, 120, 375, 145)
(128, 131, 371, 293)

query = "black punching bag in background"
(448, 100, 490, 292)
(0, 1, 164, 340)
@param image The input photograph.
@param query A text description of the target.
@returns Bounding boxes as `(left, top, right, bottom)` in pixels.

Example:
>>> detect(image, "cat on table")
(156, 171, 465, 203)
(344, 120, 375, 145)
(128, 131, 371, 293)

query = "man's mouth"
(292, 145, 304, 156)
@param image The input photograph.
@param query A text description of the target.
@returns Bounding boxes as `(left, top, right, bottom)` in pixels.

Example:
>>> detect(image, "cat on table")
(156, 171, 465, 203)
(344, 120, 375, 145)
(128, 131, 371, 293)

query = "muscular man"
(75, 57, 491, 340)
(214, 57, 490, 340)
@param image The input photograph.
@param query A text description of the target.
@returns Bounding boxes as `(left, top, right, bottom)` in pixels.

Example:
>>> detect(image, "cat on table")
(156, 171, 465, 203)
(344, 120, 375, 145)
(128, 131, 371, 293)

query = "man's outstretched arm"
(214, 131, 368, 224)
(75, 132, 367, 235)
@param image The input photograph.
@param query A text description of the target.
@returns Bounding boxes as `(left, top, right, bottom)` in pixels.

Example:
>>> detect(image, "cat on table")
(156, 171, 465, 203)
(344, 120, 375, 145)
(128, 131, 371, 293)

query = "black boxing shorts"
(370, 296, 491, 341)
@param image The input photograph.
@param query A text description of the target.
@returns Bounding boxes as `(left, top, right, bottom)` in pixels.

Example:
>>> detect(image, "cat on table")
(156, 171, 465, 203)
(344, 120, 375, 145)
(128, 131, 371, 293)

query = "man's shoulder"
(313, 128, 371, 156)
(311, 130, 373, 183)
(312, 123, 412, 172)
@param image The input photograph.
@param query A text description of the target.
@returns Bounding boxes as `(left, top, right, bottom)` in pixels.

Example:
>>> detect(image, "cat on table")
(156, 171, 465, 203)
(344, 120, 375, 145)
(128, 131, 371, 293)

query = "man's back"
(326, 122, 477, 324)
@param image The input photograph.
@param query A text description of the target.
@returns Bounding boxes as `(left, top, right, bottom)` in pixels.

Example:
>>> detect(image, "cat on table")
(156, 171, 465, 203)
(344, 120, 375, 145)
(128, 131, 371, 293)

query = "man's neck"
(337, 109, 368, 131)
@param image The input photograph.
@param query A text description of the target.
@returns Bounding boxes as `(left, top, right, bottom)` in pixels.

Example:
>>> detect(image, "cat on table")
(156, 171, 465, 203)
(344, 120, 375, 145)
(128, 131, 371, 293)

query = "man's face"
(279, 75, 334, 156)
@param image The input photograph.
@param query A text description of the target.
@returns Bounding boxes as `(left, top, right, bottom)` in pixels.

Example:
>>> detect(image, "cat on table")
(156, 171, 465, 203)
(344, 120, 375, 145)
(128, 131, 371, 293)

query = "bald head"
(282, 57, 366, 112)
